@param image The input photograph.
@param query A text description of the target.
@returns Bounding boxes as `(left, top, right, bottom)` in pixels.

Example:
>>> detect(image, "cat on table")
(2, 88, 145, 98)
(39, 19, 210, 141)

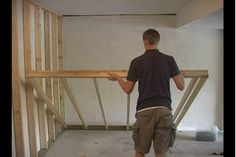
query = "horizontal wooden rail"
(67, 125, 134, 131)
(27, 70, 208, 78)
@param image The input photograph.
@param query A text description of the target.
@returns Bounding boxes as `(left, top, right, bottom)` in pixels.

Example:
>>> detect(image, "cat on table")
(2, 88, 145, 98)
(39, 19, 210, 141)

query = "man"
(108, 28, 185, 157)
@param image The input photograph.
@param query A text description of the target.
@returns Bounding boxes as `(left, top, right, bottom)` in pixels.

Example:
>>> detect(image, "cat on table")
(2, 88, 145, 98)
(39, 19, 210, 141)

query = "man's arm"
(108, 72, 135, 94)
(172, 71, 185, 91)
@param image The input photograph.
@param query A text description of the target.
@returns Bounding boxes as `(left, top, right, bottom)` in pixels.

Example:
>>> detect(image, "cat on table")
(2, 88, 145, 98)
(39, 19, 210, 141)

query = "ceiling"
(39, 0, 193, 15)
(184, 8, 223, 29)
(39, 0, 223, 29)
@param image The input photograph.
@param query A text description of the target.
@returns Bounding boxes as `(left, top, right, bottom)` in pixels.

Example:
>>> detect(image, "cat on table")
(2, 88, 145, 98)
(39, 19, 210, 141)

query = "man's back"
(108, 28, 185, 157)
(127, 49, 180, 111)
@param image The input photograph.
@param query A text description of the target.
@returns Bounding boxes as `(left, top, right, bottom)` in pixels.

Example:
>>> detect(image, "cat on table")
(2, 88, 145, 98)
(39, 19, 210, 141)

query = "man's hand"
(108, 72, 120, 81)
(107, 72, 135, 94)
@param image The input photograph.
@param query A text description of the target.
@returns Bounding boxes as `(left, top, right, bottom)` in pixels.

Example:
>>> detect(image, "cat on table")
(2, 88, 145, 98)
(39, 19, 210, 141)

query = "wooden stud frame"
(44, 9, 56, 146)
(34, 2, 48, 150)
(12, 0, 25, 156)
(27, 70, 208, 78)
(30, 78, 67, 128)
(27, 70, 208, 130)
(13, 1, 64, 156)
(23, 0, 38, 156)
(14, 1, 209, 156)
(58, 16, 65, 132)
(51, 12, 61, 139)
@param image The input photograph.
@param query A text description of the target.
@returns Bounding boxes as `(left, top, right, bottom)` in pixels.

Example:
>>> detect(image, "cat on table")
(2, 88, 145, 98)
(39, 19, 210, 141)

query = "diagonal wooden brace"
(93, 78, 108, 129)
(173, 77, 208, 128)
(29, 78, 67, 128)
(61, 78, 88, 129)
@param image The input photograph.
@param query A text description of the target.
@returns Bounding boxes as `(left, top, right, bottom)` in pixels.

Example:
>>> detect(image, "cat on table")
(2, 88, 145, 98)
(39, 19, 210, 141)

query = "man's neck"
(145, 44, 157, 51)
(145, 47, 157, 51)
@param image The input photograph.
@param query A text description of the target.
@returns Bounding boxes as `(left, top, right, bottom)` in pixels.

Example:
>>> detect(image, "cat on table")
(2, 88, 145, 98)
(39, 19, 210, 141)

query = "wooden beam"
(34, 3, 47, 149)
(173, 78, 199, 120)
(12, 0, 25, 155)
(67, 125, 133, 131)
(27, 70, 208, 78)
(51, 12, 61, 138)
(126, 94, 130, 130)
(174, 77, 208, 127)
(61, 78, 87, 129)
(27, 70, 127, 78)
(93, 78, 108, 129)
(44, 10, 55, 144)
(30, 78, 67, 128)
(23, 0, 38, 156)
(58, 16, 65, 131)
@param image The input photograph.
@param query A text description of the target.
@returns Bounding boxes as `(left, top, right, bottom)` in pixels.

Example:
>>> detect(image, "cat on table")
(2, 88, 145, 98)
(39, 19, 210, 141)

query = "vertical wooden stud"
(51, 13, 61, 138)
(58, 16, 65, 133)
(44, 10, 55, 145)
(12, 0, 25, 156)
(34, 3, 48, 150)
(23, 0, 38, 156)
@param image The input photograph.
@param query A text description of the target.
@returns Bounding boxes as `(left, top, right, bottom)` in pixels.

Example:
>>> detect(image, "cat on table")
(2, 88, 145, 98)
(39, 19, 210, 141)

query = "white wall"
(63, 15, 223, 131)
(63, 16, 223, 130)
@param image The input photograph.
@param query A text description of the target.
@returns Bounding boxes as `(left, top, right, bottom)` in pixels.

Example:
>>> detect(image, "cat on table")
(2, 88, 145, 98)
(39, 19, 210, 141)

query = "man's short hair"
(143, 28, 160, 45)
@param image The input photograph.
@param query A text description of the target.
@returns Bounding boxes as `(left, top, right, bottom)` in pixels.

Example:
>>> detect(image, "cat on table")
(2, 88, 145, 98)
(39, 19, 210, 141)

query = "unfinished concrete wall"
(63, 15, 223, 130)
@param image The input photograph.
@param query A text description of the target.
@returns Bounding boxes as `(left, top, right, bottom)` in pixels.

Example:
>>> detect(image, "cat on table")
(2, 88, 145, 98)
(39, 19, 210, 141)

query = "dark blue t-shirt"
(127, 49, 180, 111)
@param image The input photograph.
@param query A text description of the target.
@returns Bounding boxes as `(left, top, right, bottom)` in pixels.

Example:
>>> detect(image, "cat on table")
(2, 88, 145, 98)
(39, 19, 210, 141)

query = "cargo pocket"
(132, 122, 139, 148)
(169, 124, 176, 147)
(158, 111, 173, 128)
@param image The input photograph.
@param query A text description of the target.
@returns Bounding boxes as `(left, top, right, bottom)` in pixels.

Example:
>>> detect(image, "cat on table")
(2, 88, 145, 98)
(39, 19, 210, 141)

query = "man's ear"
(143, 39, 148, 46)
